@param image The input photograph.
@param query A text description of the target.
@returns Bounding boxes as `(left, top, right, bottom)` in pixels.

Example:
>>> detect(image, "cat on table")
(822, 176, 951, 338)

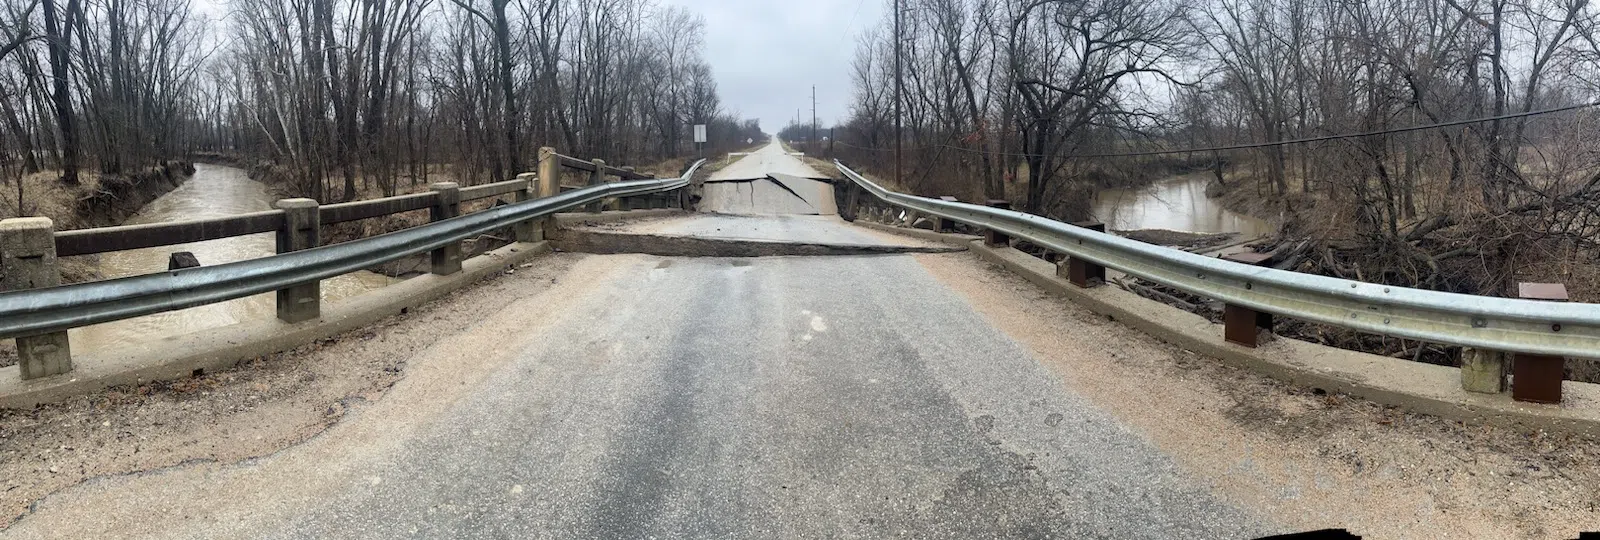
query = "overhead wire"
(830, 100, 1600, 160)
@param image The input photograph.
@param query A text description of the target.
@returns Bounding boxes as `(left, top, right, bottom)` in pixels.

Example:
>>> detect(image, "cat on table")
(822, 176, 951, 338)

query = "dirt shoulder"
(0, 252, 586, 527)
(916, 251, 1600, 539)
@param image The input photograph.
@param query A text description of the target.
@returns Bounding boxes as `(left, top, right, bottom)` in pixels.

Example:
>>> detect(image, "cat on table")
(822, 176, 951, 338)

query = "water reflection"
(69, 164, 394, 353)
(1091, 173, 1270, 237)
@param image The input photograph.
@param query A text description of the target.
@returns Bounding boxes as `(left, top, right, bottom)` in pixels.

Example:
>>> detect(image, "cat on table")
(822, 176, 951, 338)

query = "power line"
(833, 100, 1600, 161)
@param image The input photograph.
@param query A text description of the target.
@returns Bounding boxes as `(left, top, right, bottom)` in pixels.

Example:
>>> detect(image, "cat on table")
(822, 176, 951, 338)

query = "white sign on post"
(693, 124, 707, 143)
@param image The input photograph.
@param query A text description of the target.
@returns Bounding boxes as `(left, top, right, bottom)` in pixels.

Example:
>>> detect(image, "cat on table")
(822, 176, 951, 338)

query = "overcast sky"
(661, 0, 882, 132)
(196, 0, 881, 134)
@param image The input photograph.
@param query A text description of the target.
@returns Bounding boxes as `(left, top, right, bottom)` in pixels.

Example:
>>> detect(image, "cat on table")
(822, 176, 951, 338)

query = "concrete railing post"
(429, 182, 462, 275)
(588, 159, 607, 213)
(1220, 252, 1275, 348)
(537, 147, 560, 239)
(1512, 282, 1568, 403)
(1057, 221, 1106, 289)
(0, 217, 72, 379)
(274, 198, 321, 323)
(1461, 349, 1508, 395)
(984, 200, 1012, 247)
(620, 166, 642, 211)
(935, 197, 959, 232)
(513, 172, 539, 242)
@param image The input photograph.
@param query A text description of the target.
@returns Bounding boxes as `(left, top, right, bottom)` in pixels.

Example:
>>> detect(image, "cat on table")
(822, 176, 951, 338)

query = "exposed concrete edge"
(554, 209, 683, 226)
(553, 230, 965, 257)
(960, 239, 1600, 437)
(852, 220, 982, 246)
(0, 242, 553, 409)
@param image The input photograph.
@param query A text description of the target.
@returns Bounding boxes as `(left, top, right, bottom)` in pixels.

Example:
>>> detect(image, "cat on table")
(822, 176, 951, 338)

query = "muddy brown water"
(1091, 173, 1270, 237)
(69, 164, 394, 353)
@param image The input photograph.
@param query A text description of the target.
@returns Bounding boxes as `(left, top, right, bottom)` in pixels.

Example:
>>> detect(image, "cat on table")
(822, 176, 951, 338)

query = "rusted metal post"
(0, 217, 72, 379)
(1057, 221, 1106, 288)
(513, 172, 538, 242)
(935, 196, 959, 232)
(1513, 283, 1568, 404)
(984, 200, 1012, 247)
(537, 148, 560, 239)
(274, 198, 321, 323)
(429, 182, 462, 275)
(588, 159, 607, 213)
(1220, 252, 1275, 348)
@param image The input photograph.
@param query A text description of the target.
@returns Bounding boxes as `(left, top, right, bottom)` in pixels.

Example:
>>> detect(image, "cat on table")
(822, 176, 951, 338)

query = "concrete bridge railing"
(0, 149, 702, 382)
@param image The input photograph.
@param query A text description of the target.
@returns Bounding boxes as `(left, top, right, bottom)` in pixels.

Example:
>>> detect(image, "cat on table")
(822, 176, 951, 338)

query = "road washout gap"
(554, 230, 966, 257)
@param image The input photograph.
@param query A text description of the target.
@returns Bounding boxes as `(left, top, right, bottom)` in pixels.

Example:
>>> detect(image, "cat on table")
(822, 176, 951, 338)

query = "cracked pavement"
(0, 141, 1283, 539)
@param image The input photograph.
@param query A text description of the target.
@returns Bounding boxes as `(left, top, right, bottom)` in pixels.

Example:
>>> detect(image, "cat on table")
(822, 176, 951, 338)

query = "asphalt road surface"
(3, 141, 1276, 539)
(699, 140, 838, 215)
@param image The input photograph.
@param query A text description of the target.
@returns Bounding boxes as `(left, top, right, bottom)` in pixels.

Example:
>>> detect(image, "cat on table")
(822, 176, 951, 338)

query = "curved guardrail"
(835, 160, 1600, 360)
(0, 160, 703, 340)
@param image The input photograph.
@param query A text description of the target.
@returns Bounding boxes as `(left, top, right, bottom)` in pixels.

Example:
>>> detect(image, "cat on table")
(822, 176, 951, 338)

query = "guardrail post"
(935, 197, 959, 232)
(514, 172, 539, 242)
(588, 159, 607, 213)
(537, 147, 560, 239)
(984, 200, 1012, 247)
(429, 182, 462, 275)
(1220, 252, 1275, 348)
(0, 217, 72, 379)
(1058, 221, 1106, 288)
(274, 198, 321, 323)
(1461, 349, 1507, 394)
(1513, 282, 1568, 404)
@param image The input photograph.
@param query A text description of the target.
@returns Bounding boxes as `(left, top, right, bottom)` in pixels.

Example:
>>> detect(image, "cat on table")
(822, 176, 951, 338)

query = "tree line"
(0, 0, 762, 206)
(838, 0, 1600, 294)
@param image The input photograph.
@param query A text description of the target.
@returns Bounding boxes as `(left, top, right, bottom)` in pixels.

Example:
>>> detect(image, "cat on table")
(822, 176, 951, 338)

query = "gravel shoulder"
(915, 251, 1600, 539)
(0, 252, 590, 528)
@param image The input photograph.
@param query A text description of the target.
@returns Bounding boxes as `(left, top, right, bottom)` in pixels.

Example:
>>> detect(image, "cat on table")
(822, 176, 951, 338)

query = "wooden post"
(513, 172, 539, 242)
(1513, 283, 1568, 404)
(0, 217, 72, 379)
(429, 182, 462, 275)
(274, 198, 321, 323)
(984, 200, 1012, 247)
(1220, 251, 1274, 348)
(537, 147, 560, 239)
(1057, 221, 1106, 288)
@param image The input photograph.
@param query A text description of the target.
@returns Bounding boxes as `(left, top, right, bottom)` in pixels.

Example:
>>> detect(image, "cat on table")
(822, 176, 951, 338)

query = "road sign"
(694, 124, 707, 143)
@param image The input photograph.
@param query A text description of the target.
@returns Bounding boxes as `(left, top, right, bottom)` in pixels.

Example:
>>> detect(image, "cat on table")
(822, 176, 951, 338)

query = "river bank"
(2, 162, 196, 283)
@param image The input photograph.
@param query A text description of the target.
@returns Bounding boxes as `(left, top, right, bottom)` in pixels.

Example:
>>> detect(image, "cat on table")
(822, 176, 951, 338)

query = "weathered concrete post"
(620, 166, 644, 210)
(537, 147, 561, 239)
(1058, 221, 1106, 289)
(935, 197, 959, 232)
(0, 217, 72, 379)
(513, 172, 539, 242)
(984, 200, 1012, 247)
(1461, 349, 1508, 394)
(429, 182, 462, 275)
(1512, 282, 1568, 403)
(588, 159, 607, 213)
(273, 198, 322, 323)
(1218, 251, 1275, 348)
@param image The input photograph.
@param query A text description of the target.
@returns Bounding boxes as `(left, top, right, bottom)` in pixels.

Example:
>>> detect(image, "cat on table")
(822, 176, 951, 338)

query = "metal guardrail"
(0, 160, 703, 340)
(834, 160, 1600, 360)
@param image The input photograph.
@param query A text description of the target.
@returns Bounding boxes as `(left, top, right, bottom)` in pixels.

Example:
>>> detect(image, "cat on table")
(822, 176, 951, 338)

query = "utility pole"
(893, 0, 903, 186)
(811, 85, 818, 151)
